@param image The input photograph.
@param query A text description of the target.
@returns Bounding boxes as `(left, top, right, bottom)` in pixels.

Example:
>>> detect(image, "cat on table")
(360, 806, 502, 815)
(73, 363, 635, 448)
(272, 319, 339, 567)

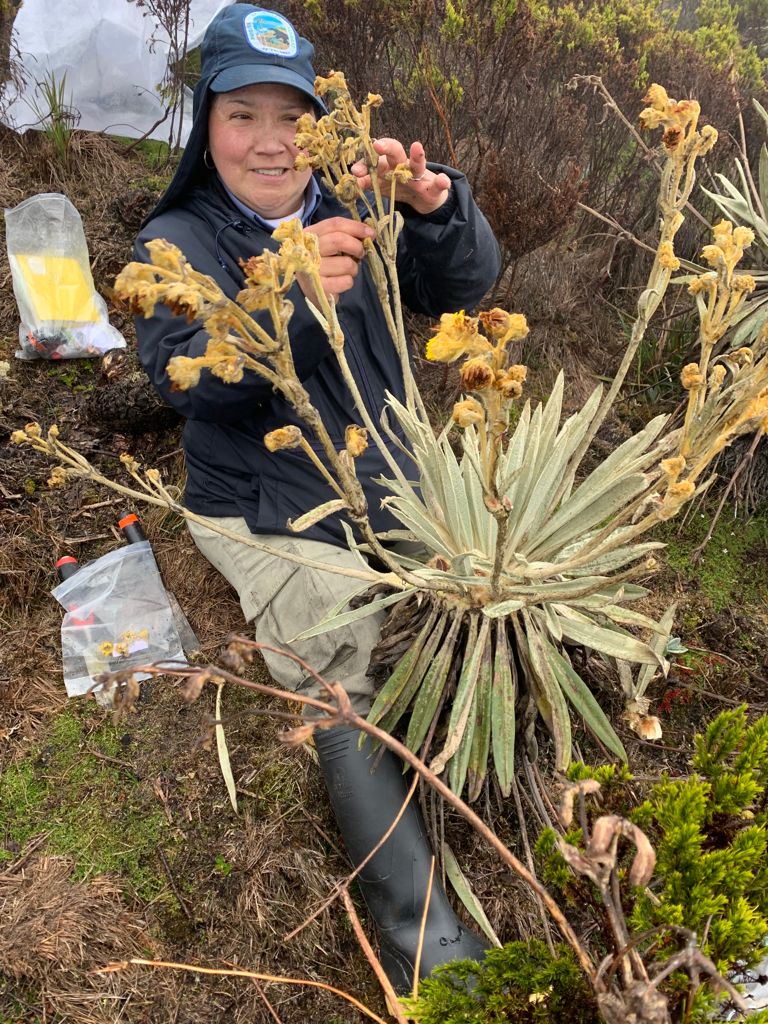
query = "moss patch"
(658, 508, 768, 612)
(0, 705, 172, 902)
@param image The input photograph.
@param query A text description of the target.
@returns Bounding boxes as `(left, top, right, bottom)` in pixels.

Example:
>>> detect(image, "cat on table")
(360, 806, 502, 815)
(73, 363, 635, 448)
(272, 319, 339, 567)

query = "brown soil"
(1, 123, 767, 1024)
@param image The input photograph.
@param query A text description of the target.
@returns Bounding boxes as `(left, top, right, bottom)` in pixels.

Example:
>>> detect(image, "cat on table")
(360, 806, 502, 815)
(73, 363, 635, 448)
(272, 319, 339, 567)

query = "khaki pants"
(187, 515, 385, 713)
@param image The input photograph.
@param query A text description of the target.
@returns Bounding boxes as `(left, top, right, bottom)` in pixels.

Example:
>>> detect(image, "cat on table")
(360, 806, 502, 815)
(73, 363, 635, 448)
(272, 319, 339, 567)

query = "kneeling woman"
(134, 3, 500, 992)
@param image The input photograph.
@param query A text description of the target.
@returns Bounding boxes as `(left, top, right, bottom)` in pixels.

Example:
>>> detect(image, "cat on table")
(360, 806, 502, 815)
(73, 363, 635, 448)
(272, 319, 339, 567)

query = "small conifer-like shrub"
(401, 940, 600, 1023)
(534, 706, 768, 1023)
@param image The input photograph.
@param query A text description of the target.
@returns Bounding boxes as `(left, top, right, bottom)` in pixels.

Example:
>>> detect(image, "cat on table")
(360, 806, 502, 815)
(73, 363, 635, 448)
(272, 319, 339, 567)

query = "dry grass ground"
(1, 123, 768, 1024)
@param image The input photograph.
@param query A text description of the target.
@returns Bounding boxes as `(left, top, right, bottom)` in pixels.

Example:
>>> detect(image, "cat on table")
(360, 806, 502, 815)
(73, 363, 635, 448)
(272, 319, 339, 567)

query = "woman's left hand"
(351, 139, 452, 216)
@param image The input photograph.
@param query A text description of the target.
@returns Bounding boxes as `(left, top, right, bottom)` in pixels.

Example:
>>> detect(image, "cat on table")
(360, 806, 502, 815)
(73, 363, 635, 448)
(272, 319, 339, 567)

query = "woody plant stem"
(123, 641, 596, 985)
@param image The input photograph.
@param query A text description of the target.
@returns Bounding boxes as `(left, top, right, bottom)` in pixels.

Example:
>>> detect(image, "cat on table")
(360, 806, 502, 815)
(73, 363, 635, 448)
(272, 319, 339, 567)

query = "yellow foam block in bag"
(12, 253, 100, 323)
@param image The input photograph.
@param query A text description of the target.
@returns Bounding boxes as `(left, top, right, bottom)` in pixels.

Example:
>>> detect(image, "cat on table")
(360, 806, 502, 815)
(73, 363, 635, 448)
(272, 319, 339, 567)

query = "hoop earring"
(203, 148, 215, 170)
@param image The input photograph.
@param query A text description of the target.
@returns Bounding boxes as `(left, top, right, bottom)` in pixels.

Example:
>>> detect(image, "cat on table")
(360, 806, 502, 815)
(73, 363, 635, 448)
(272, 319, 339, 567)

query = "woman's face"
(208, 82, 314, 219)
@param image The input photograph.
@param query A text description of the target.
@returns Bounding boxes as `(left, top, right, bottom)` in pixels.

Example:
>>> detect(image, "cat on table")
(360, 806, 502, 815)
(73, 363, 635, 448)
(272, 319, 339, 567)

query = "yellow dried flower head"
(163, 281, 204, 323)
(452, 397, 485, 427)
(701, 221, 753, 280)
(272, 219, 304, 245)
(662, 125, 683, 152)
(460, 356, 494, 391)
(211, 356, 246, 384)
(742, 394, 768, 422)
(643, 83, 670, 110)
(639, 107, 666, 131)
(145, 238, 185, 273)
(479, 308, 529, 346)
(732, 274, 756, 294)
(733, 226, 755, 249)
(688, 273, 717, 296)
(669, 480, 696, 501)
(712, 219, 731, 247)
(701, 244, 724, 268)
(100, 642, 114, 657)
(236, 283, 273, 312)
(315, 71, 349, 97)
(391, 162, 413, 184)
(24, 422, 42, 438)
(271, 223, 321, 279)
(119, 452, 141, 473)
(670, 99, 698, 126)
(659, 479, 696, 519)
(335, 173, 360, 205)
(294, 153, 317, 172)
(204, 339, 246, 382)
(658, 241, 680, 270)
(479, 308, 511, 339)
(10, 430, 26, 445)
(239, 254, 278, 308)
(734, 346, 754, 365)
(264, 425, 303, 452)
(494, 372, 524, 399)
(205, 309, 242, 341)
(500, 313, 529, 345)
(638, 86, 703, 155)
(114, 275, 164, 318)
(47, 466, 69, 488)
(660, 456, 686, 479)
(167, 355, 203, 391)
(146, 468, 162, 485)
(425, 311, 490, 362)
(708, 365, 727, 390)
(681, 363, 705, 389)
(47, 424, 60, 439)
(508, 364, 528, 383)
(294, 111, 316, 133)
(345, 424, 368, 458)
(699, 124, 718, 154)
(341, 136, 363, 166)
(364, 92, 383, 108)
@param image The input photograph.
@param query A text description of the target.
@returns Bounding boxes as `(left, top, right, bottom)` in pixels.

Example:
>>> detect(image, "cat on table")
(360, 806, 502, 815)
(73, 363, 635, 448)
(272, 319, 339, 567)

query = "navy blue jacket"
(135, 171, 500, 546)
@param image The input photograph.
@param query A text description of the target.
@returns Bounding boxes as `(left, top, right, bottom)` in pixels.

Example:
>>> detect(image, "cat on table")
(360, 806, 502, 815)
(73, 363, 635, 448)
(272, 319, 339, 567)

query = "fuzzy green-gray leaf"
(467, 627, 493, 802)
(519, 610, 572, 770)
(491, 622, 517, 798)
(288, 498, 348, 533)
(377, 609, 450, 735)
(292, 587, 414, 641)
(545, 642, 627, 762)
(431, 615, 487, 777)
(367, 605, 440, 727)
(405, 611, 463, 755)
(555, 607, 662, 665)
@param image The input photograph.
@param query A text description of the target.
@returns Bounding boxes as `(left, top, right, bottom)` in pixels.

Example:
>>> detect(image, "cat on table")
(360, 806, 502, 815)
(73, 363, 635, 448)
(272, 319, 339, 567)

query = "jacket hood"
(142, 77, 217, 226)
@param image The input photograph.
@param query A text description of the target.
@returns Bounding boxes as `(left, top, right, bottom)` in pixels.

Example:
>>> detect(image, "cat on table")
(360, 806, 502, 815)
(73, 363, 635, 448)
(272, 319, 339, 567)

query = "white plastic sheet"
(2, 0, 231, 144)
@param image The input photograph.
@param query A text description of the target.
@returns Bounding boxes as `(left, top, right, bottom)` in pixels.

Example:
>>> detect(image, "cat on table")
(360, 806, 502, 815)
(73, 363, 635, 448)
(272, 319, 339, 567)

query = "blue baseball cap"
(202, 5, 326, 115)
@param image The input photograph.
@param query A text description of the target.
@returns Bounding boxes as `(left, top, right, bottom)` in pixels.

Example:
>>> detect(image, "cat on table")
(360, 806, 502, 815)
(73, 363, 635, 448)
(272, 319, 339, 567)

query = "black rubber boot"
(315, 726, 489, 993)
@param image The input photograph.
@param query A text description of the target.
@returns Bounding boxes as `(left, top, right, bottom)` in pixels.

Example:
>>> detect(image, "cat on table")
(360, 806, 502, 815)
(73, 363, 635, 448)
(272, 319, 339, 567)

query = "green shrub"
(536, 707, 768, 1021)
(402, 940, 599, 1023)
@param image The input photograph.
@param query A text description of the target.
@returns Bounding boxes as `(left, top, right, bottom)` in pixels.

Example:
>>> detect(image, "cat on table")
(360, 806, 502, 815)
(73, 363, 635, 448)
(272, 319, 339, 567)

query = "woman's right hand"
(298, 217, 376, 303)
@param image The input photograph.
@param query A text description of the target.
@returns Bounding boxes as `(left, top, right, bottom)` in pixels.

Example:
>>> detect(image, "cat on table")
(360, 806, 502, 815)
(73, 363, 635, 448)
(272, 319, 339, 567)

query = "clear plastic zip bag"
(52, 542, 184, 698)
(5, 193, 127, 360)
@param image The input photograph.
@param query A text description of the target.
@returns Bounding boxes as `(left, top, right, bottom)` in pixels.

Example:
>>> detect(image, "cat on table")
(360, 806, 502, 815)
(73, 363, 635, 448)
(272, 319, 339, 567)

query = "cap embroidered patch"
(242, 11, 298, 57)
